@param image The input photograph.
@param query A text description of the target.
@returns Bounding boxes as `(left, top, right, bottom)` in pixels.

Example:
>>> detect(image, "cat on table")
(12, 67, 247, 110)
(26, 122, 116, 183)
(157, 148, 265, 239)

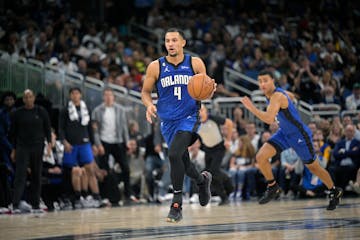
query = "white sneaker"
(189, 194, 199, 204)
(0, 207, 10, 214)
(349, 181, 360, 194)
(19, 201, 32, 212)
(40, 199, 48, 211)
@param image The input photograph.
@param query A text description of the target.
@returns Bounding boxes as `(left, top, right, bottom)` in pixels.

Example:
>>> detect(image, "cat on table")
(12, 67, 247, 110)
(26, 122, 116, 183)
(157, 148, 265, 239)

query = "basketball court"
(1, 198, 359, 239)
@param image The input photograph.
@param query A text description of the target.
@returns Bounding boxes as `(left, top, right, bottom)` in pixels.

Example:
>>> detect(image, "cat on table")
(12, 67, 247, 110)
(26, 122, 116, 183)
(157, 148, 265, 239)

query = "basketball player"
(141, 28, 215, 222)
(240, 70, 343, 210)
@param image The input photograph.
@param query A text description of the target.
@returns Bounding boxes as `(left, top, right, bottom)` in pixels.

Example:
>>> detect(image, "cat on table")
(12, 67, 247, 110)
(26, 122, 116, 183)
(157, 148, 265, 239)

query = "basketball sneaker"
(166, 203, 182, 223)
(327, 187, 343, 210)
(258, 183, 281, 204)
(198, 171, 212, 206)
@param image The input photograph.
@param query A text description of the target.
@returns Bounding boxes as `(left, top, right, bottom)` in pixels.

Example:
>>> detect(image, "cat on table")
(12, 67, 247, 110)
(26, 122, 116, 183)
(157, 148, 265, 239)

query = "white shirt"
(100, 106, 117, 143)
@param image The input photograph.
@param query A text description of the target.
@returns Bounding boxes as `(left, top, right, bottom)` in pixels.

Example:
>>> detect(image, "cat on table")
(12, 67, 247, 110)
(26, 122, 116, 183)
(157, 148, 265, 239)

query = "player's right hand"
(146, 104, 157, 124)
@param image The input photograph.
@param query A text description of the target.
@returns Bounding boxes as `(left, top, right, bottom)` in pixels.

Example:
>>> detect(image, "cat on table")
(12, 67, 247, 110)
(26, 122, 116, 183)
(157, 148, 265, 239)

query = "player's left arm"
(241, 93, 283, 125)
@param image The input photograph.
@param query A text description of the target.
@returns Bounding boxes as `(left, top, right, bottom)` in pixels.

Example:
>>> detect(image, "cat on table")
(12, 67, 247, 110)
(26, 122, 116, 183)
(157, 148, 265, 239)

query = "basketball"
(187, 73, 214, 101)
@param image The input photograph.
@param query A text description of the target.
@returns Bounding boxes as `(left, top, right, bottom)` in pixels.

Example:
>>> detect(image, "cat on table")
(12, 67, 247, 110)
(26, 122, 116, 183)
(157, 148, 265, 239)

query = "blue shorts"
(268, 128, 315, 164)
(62, 143, 94, 167)
(160, 113, 199, 146)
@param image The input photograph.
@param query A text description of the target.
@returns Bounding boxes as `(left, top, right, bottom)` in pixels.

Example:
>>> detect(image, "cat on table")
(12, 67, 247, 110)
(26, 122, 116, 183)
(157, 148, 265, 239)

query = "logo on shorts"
(297, 138, 303, 143)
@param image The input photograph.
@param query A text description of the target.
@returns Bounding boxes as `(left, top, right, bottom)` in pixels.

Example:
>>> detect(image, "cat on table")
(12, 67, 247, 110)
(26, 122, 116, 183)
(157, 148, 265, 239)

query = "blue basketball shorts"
(62, 143, 94, 167)
(160, 113, 199, 147)
(268, 128, 316, 164)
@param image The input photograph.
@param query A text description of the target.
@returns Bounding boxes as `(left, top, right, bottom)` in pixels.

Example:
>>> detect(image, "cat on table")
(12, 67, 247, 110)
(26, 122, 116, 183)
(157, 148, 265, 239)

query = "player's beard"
(168, 52, 178, 57)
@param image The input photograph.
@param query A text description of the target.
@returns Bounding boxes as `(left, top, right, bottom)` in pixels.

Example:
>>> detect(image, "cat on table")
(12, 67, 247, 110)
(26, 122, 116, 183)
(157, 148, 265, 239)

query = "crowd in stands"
(0, 0, 360, 213)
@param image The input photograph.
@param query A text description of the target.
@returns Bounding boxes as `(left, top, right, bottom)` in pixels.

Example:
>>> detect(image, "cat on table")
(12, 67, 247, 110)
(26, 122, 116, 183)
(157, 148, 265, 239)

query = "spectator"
(0, 91, 16, 175)
(91, 88, 136, 204)
(281, 148, 301, 197)
(345, 82, 360, 110)
(0, 91, 16, 210)
(331, 124, 360, 190)
(9, 89, 51, 213)
(228, 135, 255, 199)
(41, 128, 64, 211)
(58, 87, 101, 208)
(232, 106, 247, 136)
(297, 56, 321, 104)
(244, 122, 260, 151)
(127, 138, 146, 201)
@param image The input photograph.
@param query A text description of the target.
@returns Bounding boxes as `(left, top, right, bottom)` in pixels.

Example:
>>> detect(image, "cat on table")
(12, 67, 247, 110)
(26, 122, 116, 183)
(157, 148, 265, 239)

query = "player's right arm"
(141, 60, 159, 124)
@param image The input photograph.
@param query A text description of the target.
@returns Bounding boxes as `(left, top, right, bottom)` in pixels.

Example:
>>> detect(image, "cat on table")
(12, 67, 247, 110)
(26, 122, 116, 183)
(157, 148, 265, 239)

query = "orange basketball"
(187, 73, 214, 101)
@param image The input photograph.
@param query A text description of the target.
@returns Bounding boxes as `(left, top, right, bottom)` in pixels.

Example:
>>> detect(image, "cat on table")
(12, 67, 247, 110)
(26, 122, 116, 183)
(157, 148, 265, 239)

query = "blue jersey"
(274, 87, 307, 134)
(268, 88, 315, 163)
(156, 54, 199, 121)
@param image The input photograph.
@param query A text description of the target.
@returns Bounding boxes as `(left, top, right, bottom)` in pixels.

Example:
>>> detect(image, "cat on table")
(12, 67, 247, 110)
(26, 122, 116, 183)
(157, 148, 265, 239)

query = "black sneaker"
(198, 171, 212, 206)
(166, 203, 182, 223)
(259, 183, 281, 204)
(327, 187, 343, 210)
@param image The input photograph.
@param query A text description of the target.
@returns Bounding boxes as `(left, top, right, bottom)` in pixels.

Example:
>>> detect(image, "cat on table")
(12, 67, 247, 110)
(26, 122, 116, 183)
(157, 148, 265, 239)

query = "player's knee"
(72, 166, 82, 177)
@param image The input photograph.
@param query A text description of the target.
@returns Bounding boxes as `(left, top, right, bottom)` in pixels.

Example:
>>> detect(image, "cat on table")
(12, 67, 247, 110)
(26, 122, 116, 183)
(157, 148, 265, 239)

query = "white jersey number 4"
(174, 86, 181, 100)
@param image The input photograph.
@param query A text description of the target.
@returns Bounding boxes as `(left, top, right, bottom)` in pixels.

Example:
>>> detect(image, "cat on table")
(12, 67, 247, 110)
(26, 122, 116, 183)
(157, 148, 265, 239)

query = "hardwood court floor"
(1, 198, 359, 240)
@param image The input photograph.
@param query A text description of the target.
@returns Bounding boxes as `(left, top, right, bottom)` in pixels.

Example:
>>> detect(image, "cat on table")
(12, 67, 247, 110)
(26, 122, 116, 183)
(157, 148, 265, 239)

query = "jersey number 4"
(174, 86, 181, 100)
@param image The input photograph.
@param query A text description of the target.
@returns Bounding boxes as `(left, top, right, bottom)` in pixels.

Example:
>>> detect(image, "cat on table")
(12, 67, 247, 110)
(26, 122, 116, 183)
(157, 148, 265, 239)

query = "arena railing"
(0, 55, 346, 135)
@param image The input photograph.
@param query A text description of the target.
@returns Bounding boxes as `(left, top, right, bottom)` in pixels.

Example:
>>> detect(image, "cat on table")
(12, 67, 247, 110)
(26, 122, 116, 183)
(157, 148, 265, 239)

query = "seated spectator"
(232, 106, 247, 136)
(345, 82, 360, 110)
(41, 129, 64, 211)
(321, 86, 341, 105)
(326, 121, 344, 149)
(330, 124, 360, 190)
(245, 122, 260, 151)
(281, 148, 301, 197)
(127, 139, 146, 202)
(228, 135, 255, 199)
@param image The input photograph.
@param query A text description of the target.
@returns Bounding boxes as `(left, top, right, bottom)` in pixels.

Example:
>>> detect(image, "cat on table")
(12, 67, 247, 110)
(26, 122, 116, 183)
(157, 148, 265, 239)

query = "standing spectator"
(92, 88, 136, 203)
(9, 89, 51, 213)
(58, 87, 101, 207)
(0, 91, 16, 175)
(297, 56, 321, 104)
(0, 91, 16, 210)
